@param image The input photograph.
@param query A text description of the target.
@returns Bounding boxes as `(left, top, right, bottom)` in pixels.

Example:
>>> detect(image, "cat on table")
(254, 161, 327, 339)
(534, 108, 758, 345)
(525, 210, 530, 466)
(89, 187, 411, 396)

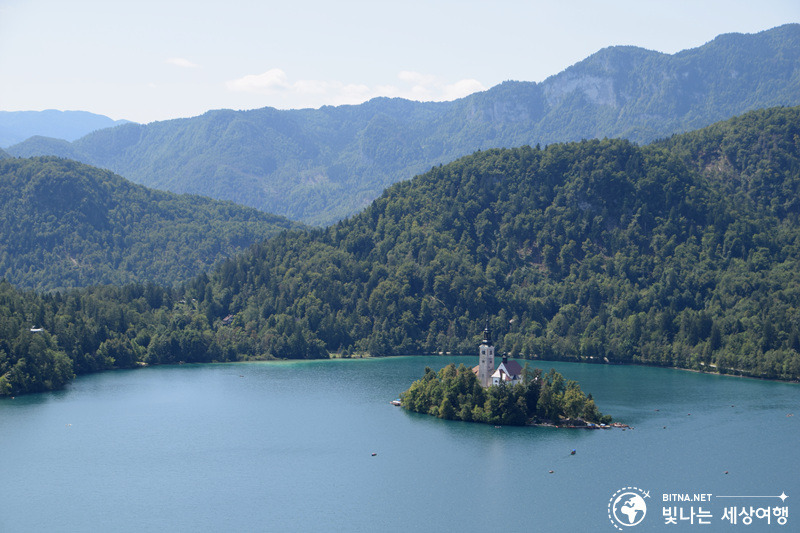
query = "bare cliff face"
(542, 46, 656, 109)
(545, 73, 619, 108)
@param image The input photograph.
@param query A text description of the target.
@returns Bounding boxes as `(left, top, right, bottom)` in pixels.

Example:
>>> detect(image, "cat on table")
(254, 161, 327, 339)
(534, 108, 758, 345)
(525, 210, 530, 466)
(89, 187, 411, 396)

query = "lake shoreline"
(2, 353, 797, 400)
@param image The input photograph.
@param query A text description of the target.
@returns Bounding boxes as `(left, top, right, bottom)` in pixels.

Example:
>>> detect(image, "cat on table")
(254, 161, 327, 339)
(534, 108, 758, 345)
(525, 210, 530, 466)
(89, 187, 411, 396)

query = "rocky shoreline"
(530, 419, 632, 430)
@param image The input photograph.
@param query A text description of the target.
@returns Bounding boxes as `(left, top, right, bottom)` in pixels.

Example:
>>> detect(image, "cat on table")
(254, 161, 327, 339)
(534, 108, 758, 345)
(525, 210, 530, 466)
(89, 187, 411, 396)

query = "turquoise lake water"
(0, 356, 797, 532)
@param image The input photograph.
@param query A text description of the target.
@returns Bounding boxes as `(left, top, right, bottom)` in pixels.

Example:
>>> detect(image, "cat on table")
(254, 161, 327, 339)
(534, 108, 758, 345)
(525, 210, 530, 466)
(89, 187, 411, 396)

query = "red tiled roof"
(502, 359, 524, 376)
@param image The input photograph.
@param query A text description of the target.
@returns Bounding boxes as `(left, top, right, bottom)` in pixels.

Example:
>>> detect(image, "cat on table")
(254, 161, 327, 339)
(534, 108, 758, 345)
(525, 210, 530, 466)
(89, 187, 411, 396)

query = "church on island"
(472, 324, 524, 387)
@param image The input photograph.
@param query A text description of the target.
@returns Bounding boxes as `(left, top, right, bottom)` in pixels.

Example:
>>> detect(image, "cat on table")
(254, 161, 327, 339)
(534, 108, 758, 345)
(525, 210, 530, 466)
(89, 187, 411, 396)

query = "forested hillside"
(8, 25, 799, 225)
(0, 157, 301, 290)
(188, 106, 800, 377)
(1, 107, 798, 396)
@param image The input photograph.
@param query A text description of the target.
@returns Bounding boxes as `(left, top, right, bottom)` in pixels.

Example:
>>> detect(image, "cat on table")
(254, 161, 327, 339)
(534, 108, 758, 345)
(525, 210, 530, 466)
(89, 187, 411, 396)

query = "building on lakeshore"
(474, 323, 495, 387)
(472, 324, 523, 387)
(491, 355, 523, 387)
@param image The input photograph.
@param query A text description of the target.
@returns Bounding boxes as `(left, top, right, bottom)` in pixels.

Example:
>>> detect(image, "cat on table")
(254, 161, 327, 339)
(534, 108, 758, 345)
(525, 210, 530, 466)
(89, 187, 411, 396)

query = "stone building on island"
(472, 324, 523, 387)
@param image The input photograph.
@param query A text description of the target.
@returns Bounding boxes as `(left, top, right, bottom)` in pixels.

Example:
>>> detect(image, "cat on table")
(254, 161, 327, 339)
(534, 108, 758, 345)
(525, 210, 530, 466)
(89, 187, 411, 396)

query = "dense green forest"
(0, 281, 172, 395)
(401, 364, 611, 426)
(180, 106, 799, 378)
(8, 25, 799, 225)
(0, 157, 301, 290)
(1, 107, 799, 396)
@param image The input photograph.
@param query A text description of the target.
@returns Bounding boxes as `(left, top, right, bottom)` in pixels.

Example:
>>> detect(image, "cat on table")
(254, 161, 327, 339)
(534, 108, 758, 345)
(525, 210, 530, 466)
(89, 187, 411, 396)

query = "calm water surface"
(0, 357, 797, 532)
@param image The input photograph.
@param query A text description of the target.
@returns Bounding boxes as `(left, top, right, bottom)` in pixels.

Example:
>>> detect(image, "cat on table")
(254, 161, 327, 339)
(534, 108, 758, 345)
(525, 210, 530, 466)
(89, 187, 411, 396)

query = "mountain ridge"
(7, 24, 800, 225)
(0, 110, 131, 148)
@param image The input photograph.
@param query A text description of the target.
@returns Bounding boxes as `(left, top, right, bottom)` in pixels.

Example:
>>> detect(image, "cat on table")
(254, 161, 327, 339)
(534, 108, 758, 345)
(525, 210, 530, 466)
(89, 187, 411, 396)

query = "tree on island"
(400, 363, 611, 426)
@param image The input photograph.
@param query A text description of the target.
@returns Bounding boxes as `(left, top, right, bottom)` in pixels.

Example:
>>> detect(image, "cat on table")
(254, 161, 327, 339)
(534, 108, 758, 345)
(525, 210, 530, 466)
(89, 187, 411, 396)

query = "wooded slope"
(0, 157, 301, 290)
(2, 107, 799, 396)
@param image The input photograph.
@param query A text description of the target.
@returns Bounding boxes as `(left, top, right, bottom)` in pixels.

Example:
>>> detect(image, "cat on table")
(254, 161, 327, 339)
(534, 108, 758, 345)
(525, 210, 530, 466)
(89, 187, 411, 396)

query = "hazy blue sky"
(1, 0, 798, 123)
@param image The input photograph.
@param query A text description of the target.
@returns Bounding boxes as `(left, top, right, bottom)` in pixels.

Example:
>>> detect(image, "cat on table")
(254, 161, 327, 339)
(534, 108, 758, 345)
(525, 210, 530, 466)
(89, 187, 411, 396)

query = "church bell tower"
(477, 323, 495, 387)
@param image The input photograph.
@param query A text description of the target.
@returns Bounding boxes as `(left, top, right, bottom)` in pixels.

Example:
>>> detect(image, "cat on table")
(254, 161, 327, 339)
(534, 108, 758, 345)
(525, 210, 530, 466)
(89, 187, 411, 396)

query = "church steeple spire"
(477, 321, 495, 387)
(482, 321, 492, 345)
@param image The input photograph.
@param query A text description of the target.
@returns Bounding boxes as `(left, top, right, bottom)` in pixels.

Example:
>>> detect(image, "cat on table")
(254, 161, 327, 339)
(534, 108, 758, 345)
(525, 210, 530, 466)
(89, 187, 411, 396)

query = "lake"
(0, 357, 797, 532)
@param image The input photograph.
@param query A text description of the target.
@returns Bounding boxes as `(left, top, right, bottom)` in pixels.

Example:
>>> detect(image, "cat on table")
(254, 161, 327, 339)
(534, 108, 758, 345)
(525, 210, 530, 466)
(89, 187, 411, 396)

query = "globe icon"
(611, 491, 647, 527)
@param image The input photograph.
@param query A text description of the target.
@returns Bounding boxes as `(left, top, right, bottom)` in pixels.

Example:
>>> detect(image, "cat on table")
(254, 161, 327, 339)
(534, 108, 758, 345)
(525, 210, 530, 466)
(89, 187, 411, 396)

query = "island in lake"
(400, 326, 612, 427)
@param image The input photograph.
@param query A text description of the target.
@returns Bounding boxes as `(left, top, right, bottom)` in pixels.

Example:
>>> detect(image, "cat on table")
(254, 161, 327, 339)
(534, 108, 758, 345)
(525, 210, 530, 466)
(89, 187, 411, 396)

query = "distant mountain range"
(0, 110, 131, 148)
(7, 24, 800, 225)
(0, 157, 301, 291)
